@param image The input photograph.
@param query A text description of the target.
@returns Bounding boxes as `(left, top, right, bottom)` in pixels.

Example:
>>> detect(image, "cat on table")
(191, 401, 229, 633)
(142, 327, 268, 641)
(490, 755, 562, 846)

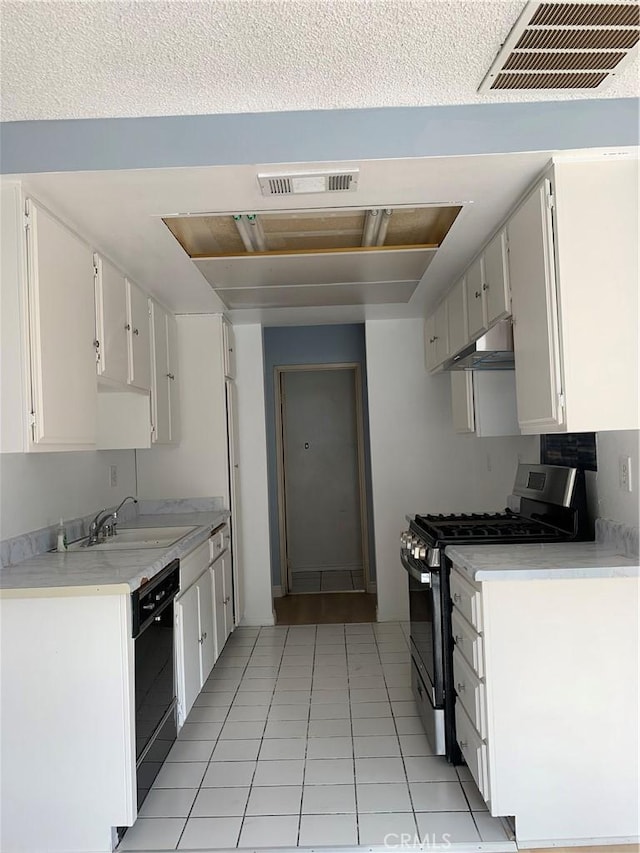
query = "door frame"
(274, 363, 371, 596)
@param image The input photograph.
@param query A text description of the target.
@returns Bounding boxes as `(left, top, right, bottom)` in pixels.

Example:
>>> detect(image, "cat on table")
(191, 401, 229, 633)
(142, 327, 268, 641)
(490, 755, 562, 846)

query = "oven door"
(402, 551, 444, 707)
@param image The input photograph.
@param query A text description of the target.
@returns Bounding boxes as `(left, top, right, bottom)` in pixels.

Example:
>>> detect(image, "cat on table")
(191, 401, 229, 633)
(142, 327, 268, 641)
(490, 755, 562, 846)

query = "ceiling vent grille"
(479, 0, 640, 91)
(258, 170, 359, 197)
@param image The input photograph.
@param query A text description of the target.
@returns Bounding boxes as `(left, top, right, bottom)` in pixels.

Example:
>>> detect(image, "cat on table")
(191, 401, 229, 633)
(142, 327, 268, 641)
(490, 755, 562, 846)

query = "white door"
(282, 369, 364, 590)
(225, 380, 242, 623)
(483, 229, 511, 326)
(176, 584, 201, 722)
(211, 558, 227, 658)
(94, 255, 128, 384)
(447, 277, 468, 356)
(196, 572, 216, 684)
(127, 280, 151, 390)
(150, 300, 170, 443)
(223, 319, 236, 379)
(508, 179, 564, 431)
(25, 199, 96, 448)
(166, 312, 180, 442)
(466, 257, 486, 339)
(221, 550, 234, 639)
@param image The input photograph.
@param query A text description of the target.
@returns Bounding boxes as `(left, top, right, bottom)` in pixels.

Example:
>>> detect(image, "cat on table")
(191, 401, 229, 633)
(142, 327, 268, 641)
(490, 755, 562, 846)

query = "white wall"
(234, 324, 275, 626)
(596, 430, 640, 528)
(365, 318, 539, 622)
(0, 450, 136, 540)
(136, 314, 229, 502)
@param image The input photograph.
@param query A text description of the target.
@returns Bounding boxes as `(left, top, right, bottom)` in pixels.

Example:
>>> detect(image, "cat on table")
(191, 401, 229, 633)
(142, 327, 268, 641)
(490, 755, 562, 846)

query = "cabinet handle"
(475, 291, 481, 298)
(198, 635, 203, 645)
(133, 328, 139, 336)
(453, 592, 461, 603)
(166, 372, 175, 380)
(93, 340, 100, 349)
(125, 323, 131, 331)
(229, 347, 233, 353)
(482, 283, 488, 291)
(454, 634, 463, 644)
(456, 681, 466, 693)
(459, 739, 468, 750)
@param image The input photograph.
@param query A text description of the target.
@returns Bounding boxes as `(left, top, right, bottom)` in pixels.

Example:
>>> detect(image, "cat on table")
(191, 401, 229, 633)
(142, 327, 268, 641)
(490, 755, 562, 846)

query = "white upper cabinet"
(425, 302, 450, 371)
(509, 159, 639, 433)
(447, 277, 468, 356)
(222, 318, 236, 379)
(126, 279, 151, 391)
(451, 372, 475, 434)
(150, 299, 180, 445)
(466, 257, 487, 340)
(451, 370, 520, 437)
(25, 199, 97, 449)
(94, 255, 128, 386)
(482, 229, 510, 326)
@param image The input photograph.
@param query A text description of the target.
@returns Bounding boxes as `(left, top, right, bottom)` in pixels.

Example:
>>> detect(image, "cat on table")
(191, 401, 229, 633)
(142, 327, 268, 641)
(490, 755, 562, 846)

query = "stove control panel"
(401, 530, 440, 567)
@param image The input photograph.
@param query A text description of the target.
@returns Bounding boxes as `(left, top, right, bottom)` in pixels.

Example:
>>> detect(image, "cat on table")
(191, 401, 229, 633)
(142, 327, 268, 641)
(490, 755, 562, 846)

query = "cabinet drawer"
(453, 646, 486, 739)
(450, 569, 483, 632)
(452, 608, 484, 678)
(180, 541, 209, 590)
(455, 701, 489, 802)
(209, 524, 229, 561)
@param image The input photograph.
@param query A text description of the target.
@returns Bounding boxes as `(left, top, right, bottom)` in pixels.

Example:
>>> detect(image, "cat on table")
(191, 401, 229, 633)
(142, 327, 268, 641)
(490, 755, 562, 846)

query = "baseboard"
(272, 585, 284, 598)
(366, 582, 377, 594)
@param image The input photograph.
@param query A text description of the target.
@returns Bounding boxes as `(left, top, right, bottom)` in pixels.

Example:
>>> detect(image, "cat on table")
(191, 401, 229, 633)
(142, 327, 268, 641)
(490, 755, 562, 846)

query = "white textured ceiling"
(2, 1, 638, 122)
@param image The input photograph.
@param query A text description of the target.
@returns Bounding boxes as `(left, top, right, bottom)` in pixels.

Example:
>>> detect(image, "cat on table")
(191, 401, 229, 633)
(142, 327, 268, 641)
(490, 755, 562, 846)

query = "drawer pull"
(457, 681, 466, 693)
(453, 592, 461, 603)
(454, 634, 463, 644)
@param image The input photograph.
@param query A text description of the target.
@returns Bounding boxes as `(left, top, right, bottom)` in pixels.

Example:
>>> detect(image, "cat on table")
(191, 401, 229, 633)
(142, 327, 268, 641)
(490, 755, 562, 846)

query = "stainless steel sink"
(67, 526, 196, 551)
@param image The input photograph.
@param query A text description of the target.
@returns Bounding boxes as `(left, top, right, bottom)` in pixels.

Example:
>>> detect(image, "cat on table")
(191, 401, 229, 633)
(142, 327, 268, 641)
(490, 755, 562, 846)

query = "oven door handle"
(401, 552, 432, 586)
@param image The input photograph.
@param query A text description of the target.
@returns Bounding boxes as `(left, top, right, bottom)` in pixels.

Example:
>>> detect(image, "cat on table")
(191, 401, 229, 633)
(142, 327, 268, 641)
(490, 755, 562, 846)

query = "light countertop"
(445, 541, 640, 582)
(0, 511, 229, 598)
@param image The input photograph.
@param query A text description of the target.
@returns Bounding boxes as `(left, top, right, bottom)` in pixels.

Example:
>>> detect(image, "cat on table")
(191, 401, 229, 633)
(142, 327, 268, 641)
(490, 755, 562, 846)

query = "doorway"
(275, 364, 370, 597)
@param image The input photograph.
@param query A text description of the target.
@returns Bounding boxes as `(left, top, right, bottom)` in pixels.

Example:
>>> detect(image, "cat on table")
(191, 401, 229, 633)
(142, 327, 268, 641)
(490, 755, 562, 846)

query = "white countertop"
(445, 541, 640, 582)
(0, 511, 229, 597)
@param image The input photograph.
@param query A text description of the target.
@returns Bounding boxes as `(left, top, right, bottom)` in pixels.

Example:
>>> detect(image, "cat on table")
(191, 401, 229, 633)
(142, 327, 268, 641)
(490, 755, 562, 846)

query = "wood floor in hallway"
(274, 592, 376, 625)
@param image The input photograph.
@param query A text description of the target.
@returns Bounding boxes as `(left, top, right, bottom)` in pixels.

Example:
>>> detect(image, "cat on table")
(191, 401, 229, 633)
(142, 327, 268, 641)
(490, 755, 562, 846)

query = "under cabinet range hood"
(447, 320, 515, 370)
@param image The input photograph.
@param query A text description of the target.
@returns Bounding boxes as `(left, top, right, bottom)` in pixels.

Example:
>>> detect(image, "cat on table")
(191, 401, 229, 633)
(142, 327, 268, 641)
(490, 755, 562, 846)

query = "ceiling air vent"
(258, 170, 359, 197)
(478, 0, 640, 91)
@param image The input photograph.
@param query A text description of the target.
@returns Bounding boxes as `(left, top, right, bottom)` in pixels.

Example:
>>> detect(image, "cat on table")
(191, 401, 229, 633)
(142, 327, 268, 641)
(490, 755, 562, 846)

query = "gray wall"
(263, 324, 376, 588)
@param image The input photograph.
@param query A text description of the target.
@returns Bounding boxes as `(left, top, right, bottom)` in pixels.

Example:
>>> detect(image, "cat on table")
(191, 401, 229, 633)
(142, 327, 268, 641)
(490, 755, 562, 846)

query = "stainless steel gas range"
(400, 463, 586, 763)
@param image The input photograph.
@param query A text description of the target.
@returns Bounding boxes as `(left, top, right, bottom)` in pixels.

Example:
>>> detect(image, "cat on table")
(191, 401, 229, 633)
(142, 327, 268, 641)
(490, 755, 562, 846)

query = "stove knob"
(418, 546, 427, 559)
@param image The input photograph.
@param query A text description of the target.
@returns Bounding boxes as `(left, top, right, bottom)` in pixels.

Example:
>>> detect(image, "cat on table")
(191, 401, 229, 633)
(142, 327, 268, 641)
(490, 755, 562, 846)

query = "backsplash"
(0, 496, 224, 567)
(595, 518, 639, 560)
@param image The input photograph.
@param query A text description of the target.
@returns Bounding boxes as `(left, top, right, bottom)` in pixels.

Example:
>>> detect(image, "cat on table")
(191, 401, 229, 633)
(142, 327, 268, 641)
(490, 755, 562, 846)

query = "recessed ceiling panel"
(164, 206, 461, 257)
(194, 248, 436, 289)
(216, 281, 420, 309)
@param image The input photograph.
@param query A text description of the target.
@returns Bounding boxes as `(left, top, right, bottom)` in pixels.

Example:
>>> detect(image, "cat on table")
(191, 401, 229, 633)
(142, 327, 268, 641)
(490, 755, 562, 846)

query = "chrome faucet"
(87, 496, 137, 546)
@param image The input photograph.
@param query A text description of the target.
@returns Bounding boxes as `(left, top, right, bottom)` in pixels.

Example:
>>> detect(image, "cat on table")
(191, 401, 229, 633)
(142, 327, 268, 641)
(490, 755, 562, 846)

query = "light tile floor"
(119, 622, 513, 851)
(290, 570, 365, 593)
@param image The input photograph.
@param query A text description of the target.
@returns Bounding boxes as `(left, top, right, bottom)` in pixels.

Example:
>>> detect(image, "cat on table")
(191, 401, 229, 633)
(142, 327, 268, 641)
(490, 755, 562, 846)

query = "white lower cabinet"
(450, 563, 639, 847)
(175, 528, 233, 726)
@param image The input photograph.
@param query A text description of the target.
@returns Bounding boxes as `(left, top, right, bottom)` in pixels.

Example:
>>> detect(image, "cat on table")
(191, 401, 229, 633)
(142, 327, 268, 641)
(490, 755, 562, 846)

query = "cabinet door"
(126, 280, 151, 391)
(451, 371, 475, 434)
(447, 277, 468, 356)
(483, 230, 510, 326)
(25, 199, 96, 448)
(424, 315, 437, 371)
(176, 583, 201, 722)
(508, 179, 564, 431)
(225, 380, 242, 625)
(434, 301, 450, 366)
(466, 257, 487, 340)
(221, 550, 234, 639)
(223, 319, 236, 379)
(150, 300, 170, 444)
(473, 371, 520, 437)
(196, 572, 216, 684)
(166, 312, 180, 443)
(94, 255, 128, 385)
(211, 560, 227, 659)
